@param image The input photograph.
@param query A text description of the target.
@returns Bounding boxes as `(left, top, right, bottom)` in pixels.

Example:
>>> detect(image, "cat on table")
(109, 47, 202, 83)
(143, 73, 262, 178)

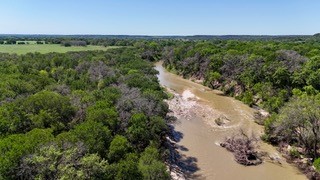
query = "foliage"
(314, 158, 320, 172)
(289, 147, 301, 158)
(2, 36, 320, 178)
(0, 128, 54, 178)
(0, 47, 169, 179)
(23, 91, 75, 133)
(138, 146, 170, 180)
(162, 40, 320, 113)
(112, 153, 142, 180)
(270, 96, 320, 158)
(108, 135, 131, 163)
(161, 38, 320, 163)
(17, 143, 109, 180)
(69, 121, 112, 156)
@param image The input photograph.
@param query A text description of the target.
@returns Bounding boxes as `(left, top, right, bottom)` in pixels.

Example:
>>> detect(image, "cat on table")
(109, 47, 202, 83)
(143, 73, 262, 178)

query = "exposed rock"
(278, 143, 320, 179)
(253, 108, 270, 125)
(234, 84, 245, 97)
(268, 153, 282, 164)
(214, 115, 230, 126)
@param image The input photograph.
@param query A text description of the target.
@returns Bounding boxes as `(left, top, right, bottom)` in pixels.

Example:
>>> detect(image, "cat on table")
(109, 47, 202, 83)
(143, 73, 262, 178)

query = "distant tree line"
(2, 34, 317, 48)
(0, 40, 45, 45)
(61, 40, 87, 47)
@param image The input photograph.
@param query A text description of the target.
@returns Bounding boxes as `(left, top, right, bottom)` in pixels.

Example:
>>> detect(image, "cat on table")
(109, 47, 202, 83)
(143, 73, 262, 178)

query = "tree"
(303, 56, 320, 89)
(86, 101, 118, 132)
(127, 113, 149, 149)
(138, 146, 169, 180)
(220, 54, 246, 81)
(241, 91, 254, 106)
(0, 129, 54, 178)
(314, 33, 320, 37)
(276, 50, 307, 73)
(274, 96, 320, 159)
(22, 91, 75, 133)
(17, 143, 110, 180)
(88, 61, 112, 82)
(149, 116, 167, 140)
(69, 121, 112, 157)
(272, 66, 290, 87)
(0, 102, 27, 136)
(207, 71, 221, 88)
(108, 135, 131, 163)
(112, 153, 142, 180)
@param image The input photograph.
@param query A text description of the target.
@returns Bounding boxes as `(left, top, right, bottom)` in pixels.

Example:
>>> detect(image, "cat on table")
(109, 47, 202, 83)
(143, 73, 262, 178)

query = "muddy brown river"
(154, 62, 306, 180)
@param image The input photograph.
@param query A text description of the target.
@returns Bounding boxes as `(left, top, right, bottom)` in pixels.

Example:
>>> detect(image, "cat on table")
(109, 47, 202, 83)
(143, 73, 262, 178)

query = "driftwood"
(220, 131, 262, 166)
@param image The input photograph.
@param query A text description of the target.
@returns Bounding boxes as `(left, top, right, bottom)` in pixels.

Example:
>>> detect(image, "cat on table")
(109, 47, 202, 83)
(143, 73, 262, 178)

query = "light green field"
(0, 44, 118, 55)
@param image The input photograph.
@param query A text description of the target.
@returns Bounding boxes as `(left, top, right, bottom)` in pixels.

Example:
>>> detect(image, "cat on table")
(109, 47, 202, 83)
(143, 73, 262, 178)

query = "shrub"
(289, 147, 300, 158)
(313, 158, 320, 172)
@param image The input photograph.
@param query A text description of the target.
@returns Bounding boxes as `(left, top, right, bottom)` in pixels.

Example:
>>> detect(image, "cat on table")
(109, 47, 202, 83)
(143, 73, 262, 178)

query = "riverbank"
(166, 86, 309, 179)
(163, 66, 317, 179)
(155, 61, 306, 179)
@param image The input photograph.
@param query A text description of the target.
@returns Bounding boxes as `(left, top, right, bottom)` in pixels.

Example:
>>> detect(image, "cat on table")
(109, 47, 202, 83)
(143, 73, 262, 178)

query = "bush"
(314, 158, 320, 172)
(289, 147, 300, 158)
(260, 134, 269, 142)
(241, 91, 254, 106)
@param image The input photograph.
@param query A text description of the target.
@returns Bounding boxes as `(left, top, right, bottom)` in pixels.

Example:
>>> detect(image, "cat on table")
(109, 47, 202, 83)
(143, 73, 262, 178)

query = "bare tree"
(276, 50, 308, 73)
(220, 54, 247, 81)
(88, 61, 115, 82)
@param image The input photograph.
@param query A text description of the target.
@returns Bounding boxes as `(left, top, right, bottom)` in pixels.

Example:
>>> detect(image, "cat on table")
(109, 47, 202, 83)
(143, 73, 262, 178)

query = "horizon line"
(0, 33, 315, 37)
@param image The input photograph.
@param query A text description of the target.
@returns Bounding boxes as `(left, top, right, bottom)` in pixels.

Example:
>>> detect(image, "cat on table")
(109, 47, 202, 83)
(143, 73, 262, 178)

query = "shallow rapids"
(155, 61, 306, 180)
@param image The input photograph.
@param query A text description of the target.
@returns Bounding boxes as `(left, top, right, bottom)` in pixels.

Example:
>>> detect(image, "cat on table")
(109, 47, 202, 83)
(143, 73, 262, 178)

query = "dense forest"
(160, 37, 320, 175)
(0, 48, 170, 179)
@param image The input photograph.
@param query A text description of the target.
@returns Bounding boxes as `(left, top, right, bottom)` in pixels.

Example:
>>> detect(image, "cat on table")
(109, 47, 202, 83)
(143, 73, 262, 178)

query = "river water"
(154, 62, 306, 180)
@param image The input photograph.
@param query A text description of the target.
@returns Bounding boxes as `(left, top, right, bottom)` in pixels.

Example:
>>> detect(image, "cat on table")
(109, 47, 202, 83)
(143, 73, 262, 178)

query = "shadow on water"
(169, 124, 184, 142)
(168, 124, 201, 179)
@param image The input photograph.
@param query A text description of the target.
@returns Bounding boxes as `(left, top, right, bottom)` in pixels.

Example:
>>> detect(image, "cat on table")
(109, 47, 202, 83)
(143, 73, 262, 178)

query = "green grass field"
(0, 44, 118, 55)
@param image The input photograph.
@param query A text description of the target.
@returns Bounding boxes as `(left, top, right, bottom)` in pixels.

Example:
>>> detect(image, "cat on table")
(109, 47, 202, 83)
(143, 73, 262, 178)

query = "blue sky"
(0, 0, 319, 35)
